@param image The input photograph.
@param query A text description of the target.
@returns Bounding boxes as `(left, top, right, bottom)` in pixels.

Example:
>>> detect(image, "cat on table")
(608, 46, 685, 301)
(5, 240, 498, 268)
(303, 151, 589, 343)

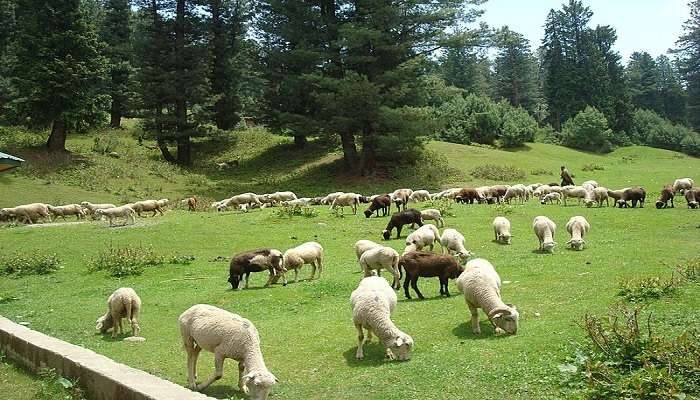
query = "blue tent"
(0, 152, 24, 172)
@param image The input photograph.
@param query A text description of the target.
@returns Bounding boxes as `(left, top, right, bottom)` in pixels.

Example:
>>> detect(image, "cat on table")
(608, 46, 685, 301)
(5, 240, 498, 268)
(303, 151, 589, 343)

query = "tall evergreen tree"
(0, 0, 16, 120)
(655, 55, 687, 124)
(625, 51, 659, 111)
(673, 0, 700, 131)
(101, 0, 134, 128)
(11, 0, 108, 151)
(492, 26, 540, 113)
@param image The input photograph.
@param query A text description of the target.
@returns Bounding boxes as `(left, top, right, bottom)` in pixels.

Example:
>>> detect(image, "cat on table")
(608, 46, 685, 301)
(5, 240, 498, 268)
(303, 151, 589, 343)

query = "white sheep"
(533, 184, 553, 198)
(282, 198, 312, 207)
(409, 190, 430, 202)
(95, 205, 136, 226)
(492, 216, 512, 244)
(96, 287, 141, 339)
(455, 258, 519, 335)
(178, 304, 278, 397)
(350, 276, 414, 361)
(533, 216, 557, 253)
(474, 186, 491, 202)
(261, 191, 297, 204)
(80, 201, 117, 218)
(279, 242, 324, 285)
(330, 192, 361, 214)
(131, 200, 164, 217)
(673, 178, 694, 193)
(566, 216, 590, 251)
(321, 192, 344, 205)
(391, 188, 413, 210)
(439, 228, 472, 262)
(540, 192, 562, 205)
(420, 208, 444, 228)
(583, 187, 609, 207)
(561, 185, 588, 206)
(0, 203, 51, 224)
(581, 180, 599, 190)
(354, 239, 382, 261)
(359, 246, 401, 289)
(405, 224, 440, 252)
(47, 204, 86, 220)
(223, 193, 263, 210)
(502, 184, 527, 204)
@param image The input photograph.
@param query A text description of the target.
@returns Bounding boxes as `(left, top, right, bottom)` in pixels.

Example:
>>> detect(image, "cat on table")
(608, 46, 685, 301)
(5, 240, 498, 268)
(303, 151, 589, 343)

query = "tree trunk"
(46, 119, 67, 152)
(109, 108, 122, 128)
(157, 139, 176, 163)
(359, 127, 376, 176)
(176, 137, 191, 166)
(339, 132, 359, 170)
(174, 0, 190, 166)
(294, 135, 307, 149)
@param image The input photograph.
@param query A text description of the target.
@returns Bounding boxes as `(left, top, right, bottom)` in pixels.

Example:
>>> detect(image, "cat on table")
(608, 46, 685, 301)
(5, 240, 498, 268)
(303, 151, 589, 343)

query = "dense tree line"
(0, 0, 698, 169)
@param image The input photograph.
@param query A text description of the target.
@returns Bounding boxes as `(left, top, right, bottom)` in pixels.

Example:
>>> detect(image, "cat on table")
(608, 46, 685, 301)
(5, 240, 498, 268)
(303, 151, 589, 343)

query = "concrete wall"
(0, 316, 214, 400)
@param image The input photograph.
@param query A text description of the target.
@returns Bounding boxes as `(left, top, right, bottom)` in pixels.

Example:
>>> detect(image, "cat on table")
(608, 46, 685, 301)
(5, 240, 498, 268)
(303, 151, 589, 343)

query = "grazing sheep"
(616, 187, 646, 208)
(218, 193, 262, 211)
(260, 191, 298, 204)
(583, 187, 610, 207)
(581, 180, 599, 191)
(278, 242, 324, 285)
(502, 184, 527, 204)
(354, 240, 382, 261)
(178, 304, 278, 397)
(360, 246, 401, 289)
(432, 188, 461, 200)
(0, 203, 51, 224)
(283, 198, 312, 207)
(561, 186, 588, 206)
(400, 251, 463, 299)
(131, 200, 165, 217)
(364, 195, 391, 218)
(455, 258, 519, 335)
(533, 185, 554, 198)
(486, 185, 508, 203)
(492, 217, 512, 244)
(540, 192, 562, 205)
(350, 276, 414, 361)
(405, 224, 440, 252)
(454, 187, 481, 204)
(533, 216, 557, 253)
(391, 189, 413, 211)
(382, 209, 423, 240)
(420, 209, 444, 228)
(607, 188, 631, 204)
(565, 216, 590, 251)
(685, 187, 700, 209)
(95, 205, 136, 226)
(330, 193, 362, 215)
(673, 178, 694, 193)
(47, 204, 86, 220)
(321, 192, 344, 205)
(409, 190, 430, 202)
(228, 249, 285, 290)
(95, 287, 141, 339)
(656, 185, 676, 209)
(186, 196, 198, 211)
(439, 228, 472, 262)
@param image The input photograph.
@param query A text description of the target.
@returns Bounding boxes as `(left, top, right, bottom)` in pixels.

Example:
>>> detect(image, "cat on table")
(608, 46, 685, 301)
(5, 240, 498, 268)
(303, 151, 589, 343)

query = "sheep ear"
(395, 336, 404, 347)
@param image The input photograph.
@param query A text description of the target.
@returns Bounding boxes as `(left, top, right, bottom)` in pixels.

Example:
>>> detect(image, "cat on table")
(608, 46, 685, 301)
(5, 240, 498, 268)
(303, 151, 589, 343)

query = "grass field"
(1, 127, 699, 399)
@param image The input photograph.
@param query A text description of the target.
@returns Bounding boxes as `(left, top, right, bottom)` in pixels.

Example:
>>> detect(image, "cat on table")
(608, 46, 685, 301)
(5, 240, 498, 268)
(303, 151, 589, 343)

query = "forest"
(0, 0, 699, 174)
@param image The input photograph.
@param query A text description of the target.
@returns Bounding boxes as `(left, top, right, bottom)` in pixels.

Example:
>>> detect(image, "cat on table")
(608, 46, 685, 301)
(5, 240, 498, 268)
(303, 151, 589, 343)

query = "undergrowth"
(470, 163, 526, 181)
(0, 252, 61, 276)
(87, 244, 194, 277)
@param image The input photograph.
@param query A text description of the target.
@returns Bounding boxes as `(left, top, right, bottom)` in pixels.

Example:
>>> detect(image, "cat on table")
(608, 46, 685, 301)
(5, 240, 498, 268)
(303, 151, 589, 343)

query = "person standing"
(560, 165, 574, 186)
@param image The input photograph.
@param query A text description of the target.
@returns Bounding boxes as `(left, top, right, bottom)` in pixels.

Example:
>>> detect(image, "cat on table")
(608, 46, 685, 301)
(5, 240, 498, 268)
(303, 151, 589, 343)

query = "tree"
(11, 0, 108, 151)
(561, 106, 614, 152)
(625, 52, 659, 111)
(673, 0, 700, 131)
(655, 55, 687, 124)
(500, 107, 537, 147)
(0, 0, 16, 120)
(101, 0, 134, 128)
(492, 26, 540, 113)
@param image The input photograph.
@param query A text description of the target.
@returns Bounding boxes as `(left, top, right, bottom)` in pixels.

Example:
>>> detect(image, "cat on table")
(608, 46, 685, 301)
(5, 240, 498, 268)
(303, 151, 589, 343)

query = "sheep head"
(96, 313, 114, 333)
(690, 201, 699, 209)
(542, 241, 556, 253)
(567, 238, 585, 251)
(382, 229, 391, 240)
(363, 209, 373, 218)
(497, 233, 511, 245)
(388, 333, 413, 361)
(488, 305, 519, 335)
(242, 370, 278, 400)
(457, 250, 473, 263)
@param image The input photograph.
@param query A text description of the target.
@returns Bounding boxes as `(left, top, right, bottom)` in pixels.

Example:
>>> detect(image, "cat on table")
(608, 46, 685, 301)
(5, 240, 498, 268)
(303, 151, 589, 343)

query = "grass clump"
(87, 244, 194, 277)
(0, 252, 61, 276)
(274, 204, 319, 218)
(618, 275, 680, 302)
(582, 163, 605, 172)
(676, 258, 700, 282)
(470, 163, 526, 181)
(36, 367, 86, 400)
(530, 168, 551, 176)
(424, 197, 455, 217)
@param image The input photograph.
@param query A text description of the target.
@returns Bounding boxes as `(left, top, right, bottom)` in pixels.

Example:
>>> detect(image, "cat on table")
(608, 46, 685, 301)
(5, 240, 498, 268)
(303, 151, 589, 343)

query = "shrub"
(676, 258, 700, 282)
(561, 106, 614, 153)
(618, 275, 680, 302)
(0, 252, 61, 276)
(680, 131, 700, 157)
(436, 94, 502, 145)
(36, 367, 86, 400)
(91, 132, 123, 155)
(470, 163, 526, 181)
(581, 163, 605, 172)
(530, 168, 550, 176)
(88, 244, 194, 277)
(274, 204, 319, 218)
(499, 107, 537, 147)
(0, 126, 46, 149)
(423, 197, 454, 217)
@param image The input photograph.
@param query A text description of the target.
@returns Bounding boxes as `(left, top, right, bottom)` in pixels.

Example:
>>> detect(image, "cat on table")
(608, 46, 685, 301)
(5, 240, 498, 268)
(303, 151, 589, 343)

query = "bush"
(581, 163, 605, 172)
(274, 204, 319, 218)
(618, 275, 680, 302)
(88, 244, 194, 277)
(680, 131, 700, 156)
(423, 197, 454, 217)
(471, 163, 526, 181)
(92, 131, 123, 155)
(435, 94, 502, 145)
(0, 126, 46, 149)
(561, 106, 614, 153)
(530, 168, 550, 176)
(499, 107, 537, 147)
(0, 252, 61, 276)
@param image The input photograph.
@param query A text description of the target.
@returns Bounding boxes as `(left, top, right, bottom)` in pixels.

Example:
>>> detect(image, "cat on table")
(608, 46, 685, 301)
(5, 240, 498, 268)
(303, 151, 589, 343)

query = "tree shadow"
(501, 144, 534, 153)
(451, 322, 509, 340)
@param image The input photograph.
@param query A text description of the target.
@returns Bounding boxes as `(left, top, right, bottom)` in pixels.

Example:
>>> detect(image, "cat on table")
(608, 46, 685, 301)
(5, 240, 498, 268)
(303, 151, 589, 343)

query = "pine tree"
(0, 0, 16, 119)
(11, 0, 108, 151)
(101, 0, 134, 128)
(626, 52, 659, 111)
(673, 0, 700, 131)
(492, 26, 540, 113)
(655, 55, 687, 124)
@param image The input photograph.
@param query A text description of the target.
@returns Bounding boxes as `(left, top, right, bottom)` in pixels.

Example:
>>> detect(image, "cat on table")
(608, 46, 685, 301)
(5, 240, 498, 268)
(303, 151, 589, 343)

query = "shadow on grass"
(342, 345, 398, 367)
(201, 383, 246, 400)
(451, 322, 510, 340)
(398, 293, 452, 303)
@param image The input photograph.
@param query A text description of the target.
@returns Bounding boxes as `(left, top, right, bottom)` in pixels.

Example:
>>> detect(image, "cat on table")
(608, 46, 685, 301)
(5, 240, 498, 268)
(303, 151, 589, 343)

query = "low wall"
(0, 316, 214, 400)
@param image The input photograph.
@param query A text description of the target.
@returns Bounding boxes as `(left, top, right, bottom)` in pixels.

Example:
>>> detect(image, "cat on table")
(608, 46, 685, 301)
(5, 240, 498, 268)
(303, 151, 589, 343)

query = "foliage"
(561, 106, 614, 153)
(87, 244, 193, 277)
(500, 107, 537, 147)
(274, 204, 318, 218)
(675, 258, 700, 282)
(35, 368, 86, 400)
(91, 131, 123, 155)
(618, 275, 680, 302)
(0, 125, 46, 149)
(0, 252, 60, 276)
(581, 163, 605, 172)
(672, 0, 700, 131)
(423, 197, 454, 217)
(492, 26, 541, 113)
(471, 163, 526, 181)
(629, 108, 700, 155)
(530, 168, 551, 176)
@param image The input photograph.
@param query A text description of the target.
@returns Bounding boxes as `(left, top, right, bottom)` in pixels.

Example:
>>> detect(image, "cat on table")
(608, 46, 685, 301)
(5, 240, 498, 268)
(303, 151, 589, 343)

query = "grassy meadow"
(1, 127, 699, 399)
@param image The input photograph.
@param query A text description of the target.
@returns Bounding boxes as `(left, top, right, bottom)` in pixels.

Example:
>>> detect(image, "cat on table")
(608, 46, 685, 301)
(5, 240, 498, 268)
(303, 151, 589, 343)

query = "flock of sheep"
(4, 177, 697, 400)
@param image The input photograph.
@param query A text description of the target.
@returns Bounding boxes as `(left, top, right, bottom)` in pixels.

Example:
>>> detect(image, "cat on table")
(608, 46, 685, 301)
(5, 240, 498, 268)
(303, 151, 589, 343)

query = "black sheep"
(228, 248, 285, 290)
(382, 209, 423, 240)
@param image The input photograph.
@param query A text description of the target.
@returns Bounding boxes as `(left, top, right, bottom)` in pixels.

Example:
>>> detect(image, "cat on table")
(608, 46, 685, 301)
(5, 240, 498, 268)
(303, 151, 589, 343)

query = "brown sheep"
(655, 186, 675, 209)
(487, 185, 508, 203)
(399, 251, 464, 300)
(616, 187, 646, 208)
(382, 209, 423, 240)
(228, 248, 285, 290)
(685, 187, 700, 209)
(187, 195, 198, 211)
(454, 188, 480, 204)
(364, 195, 391, 218)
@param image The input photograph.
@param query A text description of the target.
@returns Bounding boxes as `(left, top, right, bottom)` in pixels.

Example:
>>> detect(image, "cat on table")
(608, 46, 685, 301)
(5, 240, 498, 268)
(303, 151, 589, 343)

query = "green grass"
(1, 125, 699, 399)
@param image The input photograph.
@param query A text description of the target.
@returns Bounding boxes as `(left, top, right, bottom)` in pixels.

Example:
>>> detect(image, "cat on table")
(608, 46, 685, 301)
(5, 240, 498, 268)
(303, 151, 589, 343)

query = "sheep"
(95, 205, 136, 226)
(0, 203, 51, 224)
(354, 239, 382, 261)
(219, 193, 263, 211)
(400, 251, 463, 299)
(260, 191, 298, 204)
(359, 246, 402, 289)
(533, 216, 557, 253)
(502, 184, 527, 204)
(283, 198, 312, 207)
(409, 190, 430, 202)
(131, 200, 165, 217)
(405, 224, 440, 252)
(492, 217, 512, 244)
(561, 185, 588, 206)
(565, 216, 590, 251)
(178, 304, 278, 397)
(673, 178, 694, 193)
(329, 192, 362, 215)
(391, 189, 413, 211)
(616, 187, 646, 208)
(454, 187, 481, 204)
(350, 276, 414, 361)
(455, 258, 519, 335)
(278, 242, 323, 285)
(382, 209, 423, 240)
(420, 208, 444, 228)
(533, 185, 554, 198)
(583, 187, 610, 207)
(527, 183, 543, 191)
(79, 201, 117, 219)
(439, 228, 472, 262)
(321, 192, 344, 205)
(228, 249, 285, 290)
(186, 196, 198, 211)
(581, 180, 599, 191)
(95, 287, 141, 339)
(432, 188, 461, 200)
(363, 194, 391, 218)
(156, 198, 169, 208)
(486, 185, 508, 203)
(47, 204, 86, 220)
(684, 187, 700, 209)
(656, 185, 676, 209)
(607, 187, 631, 204)
(540, 192, 562, 205)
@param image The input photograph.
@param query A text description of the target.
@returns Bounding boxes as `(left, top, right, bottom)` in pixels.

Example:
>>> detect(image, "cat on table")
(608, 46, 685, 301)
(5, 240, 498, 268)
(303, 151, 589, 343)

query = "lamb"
(131, 200, 165, 217)
(47, 204, 86, 220)
(178, 304, 278, 397)
(330, 192, 362, 214)
(390, 189, 413, 211)
(363, 194, 391, 218)
(439, 228, 472, 262)
(583, 187, 610, 207)
(95, 287, 141, 339)
(382, 209, 423, 240)
(540, 192, 562, 205)
(685, 187, 700, 209)
(80, 201, 117, 218)
(409, 190, 430, 202)
(278, 242, 323, 285)
(400, 251, 464, 299)
(350, 276, 414, 361)
(0, 203, 51, 224)
(420, 209, 444, 228)
(95, 205, 136, 226)
(492, 217, 512, 244)
(359, 246, 402, 289)
(405, 224, 440, 252)
(673, 178, 694, 193)
(561, 185, 588, 206)
(655, 185, 676, 209)
(502, 184, 527, 204)
(565, 216, 590, 251)
(454, 187, 481, 204)
(616, 187, 646, 208)
(533, 185, 554, 198)
(455, 258, 519, 335)
(260, 191, 298, 204)
(228, 249, 285, 290)
(533, 216, 557, 253)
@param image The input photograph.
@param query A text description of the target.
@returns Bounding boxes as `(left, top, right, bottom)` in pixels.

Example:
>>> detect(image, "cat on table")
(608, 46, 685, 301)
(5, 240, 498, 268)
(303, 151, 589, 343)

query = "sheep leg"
(185, 344, 201, 390)
(396, 226, 402, 239)
(124, 302, 136, 336)
(316, 258, 323, 279)
(355, 323, 365, 360)
(264, 271, 275, 287)
(410, 277, 424, 299)
(110, 309, 122, 338)
(196, 350, 225, 391)
(245, 272, 251, 289)
(469, 305, 481, 334)
(309, 263, 316, 280)
(403, 274, 412, 299)
(238, 362, 245, 392)
(440, 277, 449, 296)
